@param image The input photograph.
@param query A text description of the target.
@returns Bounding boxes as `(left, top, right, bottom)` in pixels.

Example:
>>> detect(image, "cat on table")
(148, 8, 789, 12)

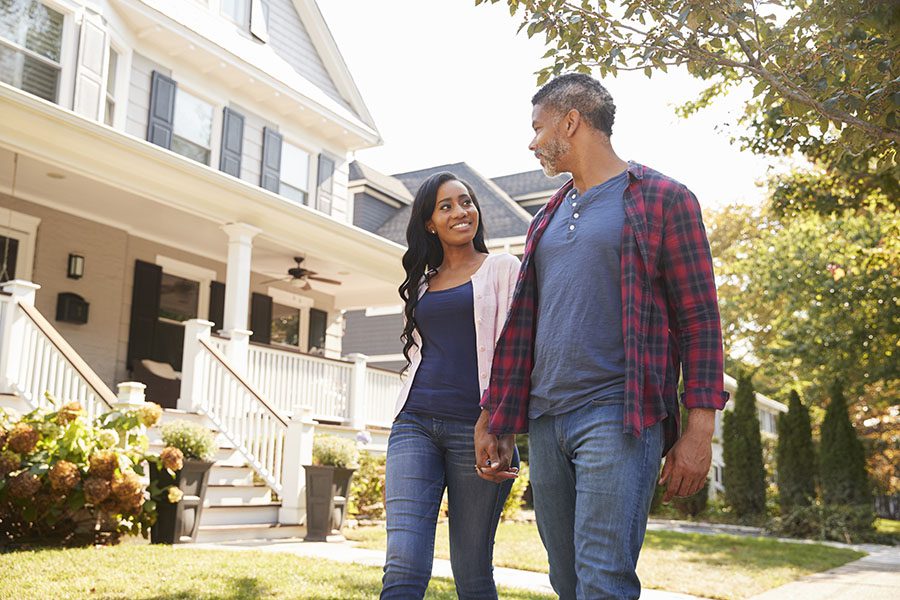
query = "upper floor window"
(316, 155, 335, 214)
(103, 47, 118, 126)
(220, 0, 249, 27)
(280, 142, 310, 205)
(172, 88, 214, 165)
(0, 0, 64, 103)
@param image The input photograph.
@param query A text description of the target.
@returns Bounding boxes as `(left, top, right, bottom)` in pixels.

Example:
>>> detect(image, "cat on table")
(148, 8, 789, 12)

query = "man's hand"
(474, 409, 518, 484)
(659, 408, 715, 503)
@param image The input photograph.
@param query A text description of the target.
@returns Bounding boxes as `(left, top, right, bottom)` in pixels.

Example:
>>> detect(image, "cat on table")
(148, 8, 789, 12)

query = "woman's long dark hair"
(399, 172, 489, 372)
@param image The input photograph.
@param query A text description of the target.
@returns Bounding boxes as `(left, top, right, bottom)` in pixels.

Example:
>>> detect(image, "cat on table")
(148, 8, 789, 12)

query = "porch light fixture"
(67, 253, 85, 279)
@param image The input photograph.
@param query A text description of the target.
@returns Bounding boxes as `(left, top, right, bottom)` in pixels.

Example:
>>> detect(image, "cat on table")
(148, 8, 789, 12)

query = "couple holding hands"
(380, 74, 728, 600)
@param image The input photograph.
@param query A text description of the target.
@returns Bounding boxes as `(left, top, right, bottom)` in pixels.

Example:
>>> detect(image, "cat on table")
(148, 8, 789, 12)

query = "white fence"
(0, 282, 115, 419)
(365, 367, 401, 427)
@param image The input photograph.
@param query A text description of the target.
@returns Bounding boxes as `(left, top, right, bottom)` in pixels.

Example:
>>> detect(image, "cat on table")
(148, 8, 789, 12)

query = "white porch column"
(346, 353, 368, 431)
(220, 222, 261, 336)
(0, 280, 40, 394)
(179, 319, 213, 412)
(279, 406, 316, 525)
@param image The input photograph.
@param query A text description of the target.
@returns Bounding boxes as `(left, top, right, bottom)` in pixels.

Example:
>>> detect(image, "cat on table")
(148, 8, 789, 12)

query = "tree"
(820, 381, 871, 506)
(706, 198, 899, 408)
(482, 0, 899, 181)
(722, 373, 767, 518)
(776, 390, 817, 512)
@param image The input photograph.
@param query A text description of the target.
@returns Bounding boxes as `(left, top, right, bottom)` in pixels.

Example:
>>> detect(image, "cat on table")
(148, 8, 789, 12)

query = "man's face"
(529, 103, 570, 177)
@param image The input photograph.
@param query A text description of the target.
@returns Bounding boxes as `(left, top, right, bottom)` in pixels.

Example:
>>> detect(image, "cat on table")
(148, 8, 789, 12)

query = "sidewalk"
(190, 538, 703, 599)
(749, 543, 900, 599)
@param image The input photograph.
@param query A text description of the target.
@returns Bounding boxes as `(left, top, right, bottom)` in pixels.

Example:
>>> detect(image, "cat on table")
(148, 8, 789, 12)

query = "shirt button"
(480, 346, 486, 352)
(481, 373, 487, 379)
(477, 294, 482, 299)
(573, 213, 580, 219)
(572, 202, 577, 208)
(569, 224, 575, 231)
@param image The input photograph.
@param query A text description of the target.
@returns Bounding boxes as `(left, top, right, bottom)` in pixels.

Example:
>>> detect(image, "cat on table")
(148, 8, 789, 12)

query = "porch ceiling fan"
(261, 256, 342, 291)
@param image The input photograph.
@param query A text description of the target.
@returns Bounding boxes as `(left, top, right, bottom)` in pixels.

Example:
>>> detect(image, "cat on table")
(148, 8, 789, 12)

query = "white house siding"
(125, 53, 170, 140)
(0, 194, 128, 388)
(261, 0, 350, 110)
(329, 157, 350, 223)
(234, 104, 275, 188)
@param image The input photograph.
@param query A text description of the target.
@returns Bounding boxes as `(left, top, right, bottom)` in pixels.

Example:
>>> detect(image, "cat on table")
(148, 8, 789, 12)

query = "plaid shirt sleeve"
(660, 186, 729, 410)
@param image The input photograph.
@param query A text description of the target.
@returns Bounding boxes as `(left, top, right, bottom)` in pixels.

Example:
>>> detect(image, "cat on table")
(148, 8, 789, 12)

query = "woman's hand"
(474, 409, 518, 483)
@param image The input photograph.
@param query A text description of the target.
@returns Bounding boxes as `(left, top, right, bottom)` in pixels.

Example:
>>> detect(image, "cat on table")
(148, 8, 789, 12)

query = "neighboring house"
(492, 168, 569, 216)
(0, 0, 405, 540)
(710, 374, 787, 497)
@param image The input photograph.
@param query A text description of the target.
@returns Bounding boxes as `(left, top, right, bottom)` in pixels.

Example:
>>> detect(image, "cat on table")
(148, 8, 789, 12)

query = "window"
(220, 0, 249, 26)
(316, 155, 335, 214)
(279, 142, 310, 205)
(0, 0, 64, 103)
(308, 308, 327, 356)
(172, 88, 214, 165)
(271, 302, 300, 347)
(103, 46, 117, 126)
(158, 273, 200, 323)
(0, 234, 19, 282)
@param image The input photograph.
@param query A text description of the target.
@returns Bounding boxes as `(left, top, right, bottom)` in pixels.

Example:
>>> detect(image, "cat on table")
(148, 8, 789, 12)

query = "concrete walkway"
(749, 542, 900, 600)
(190, 538, 703, 599)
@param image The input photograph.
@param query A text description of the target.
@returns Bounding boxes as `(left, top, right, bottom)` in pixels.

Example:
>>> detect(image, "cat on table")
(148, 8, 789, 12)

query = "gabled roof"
(491, 169, 569, 199)
(375, 162, 534, 245)
(349, 161, 412, 204)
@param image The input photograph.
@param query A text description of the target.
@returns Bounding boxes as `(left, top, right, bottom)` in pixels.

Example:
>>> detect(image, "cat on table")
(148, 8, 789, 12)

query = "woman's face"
(425, 180, 480, 247)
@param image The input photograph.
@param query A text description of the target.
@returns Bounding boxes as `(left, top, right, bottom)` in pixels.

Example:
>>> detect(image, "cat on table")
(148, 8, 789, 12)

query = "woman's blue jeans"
(381, 411, 516, 599)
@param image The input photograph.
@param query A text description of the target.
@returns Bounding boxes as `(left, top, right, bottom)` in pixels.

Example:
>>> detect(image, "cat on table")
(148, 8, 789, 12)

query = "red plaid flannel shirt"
(484, 162, 729, 453)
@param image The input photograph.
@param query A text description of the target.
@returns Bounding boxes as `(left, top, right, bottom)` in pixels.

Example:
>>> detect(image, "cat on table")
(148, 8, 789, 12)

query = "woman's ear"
(425, 219, 436, 235)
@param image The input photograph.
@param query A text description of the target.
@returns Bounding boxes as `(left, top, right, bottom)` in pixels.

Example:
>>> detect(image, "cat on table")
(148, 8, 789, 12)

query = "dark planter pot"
(150, 458, 214, 544)
(304, 465, 356, 542)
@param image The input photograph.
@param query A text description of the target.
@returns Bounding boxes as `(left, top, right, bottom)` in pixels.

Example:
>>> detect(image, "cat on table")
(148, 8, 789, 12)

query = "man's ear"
(563, 109, 581, 138)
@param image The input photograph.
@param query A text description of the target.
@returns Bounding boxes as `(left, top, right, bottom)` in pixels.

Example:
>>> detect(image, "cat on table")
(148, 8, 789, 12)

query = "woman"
(381, 172, 520, 599)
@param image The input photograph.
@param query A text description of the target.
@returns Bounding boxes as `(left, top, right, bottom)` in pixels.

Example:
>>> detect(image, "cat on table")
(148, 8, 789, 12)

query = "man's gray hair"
(532, 73, 616, 137)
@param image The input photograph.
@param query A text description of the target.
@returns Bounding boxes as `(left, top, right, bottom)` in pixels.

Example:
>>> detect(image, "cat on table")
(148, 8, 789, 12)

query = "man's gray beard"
(539, 138, 569, 177)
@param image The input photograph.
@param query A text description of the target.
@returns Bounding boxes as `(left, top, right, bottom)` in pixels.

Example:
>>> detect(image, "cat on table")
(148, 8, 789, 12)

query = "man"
(475, 73, 729, 599)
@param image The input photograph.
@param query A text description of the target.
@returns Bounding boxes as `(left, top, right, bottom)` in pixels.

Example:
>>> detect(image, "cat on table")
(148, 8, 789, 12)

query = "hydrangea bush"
(0, 394, 185, 547)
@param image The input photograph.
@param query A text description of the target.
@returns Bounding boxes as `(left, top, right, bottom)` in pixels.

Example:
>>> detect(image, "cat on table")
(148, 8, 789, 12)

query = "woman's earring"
(429, 229, 436, 234)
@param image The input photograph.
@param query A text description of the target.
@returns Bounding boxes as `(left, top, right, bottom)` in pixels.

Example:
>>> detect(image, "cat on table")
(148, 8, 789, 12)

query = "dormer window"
(220, 0, 249, 28)
(0, 0, 64, 103)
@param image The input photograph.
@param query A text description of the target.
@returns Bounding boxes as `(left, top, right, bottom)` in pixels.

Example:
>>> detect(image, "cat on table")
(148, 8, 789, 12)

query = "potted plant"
(304, 434, 359, 542)
(149, 419, 216, 544)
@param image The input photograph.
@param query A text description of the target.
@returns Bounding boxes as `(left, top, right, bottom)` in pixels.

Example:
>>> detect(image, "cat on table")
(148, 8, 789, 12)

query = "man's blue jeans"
(530, 401, 664, 599)
(381, 411, 516, 599)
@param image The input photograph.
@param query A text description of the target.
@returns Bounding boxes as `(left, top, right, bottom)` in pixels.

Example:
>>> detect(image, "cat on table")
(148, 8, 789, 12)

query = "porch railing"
(0, 281, 116, 419)
(247, 343, 353, 422)
(364, 366, 401, 428)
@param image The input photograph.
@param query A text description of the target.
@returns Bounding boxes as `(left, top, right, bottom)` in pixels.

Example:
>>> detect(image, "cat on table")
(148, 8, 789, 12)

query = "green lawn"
(0, 544, 553, 600)
(346, 522, 865, 600)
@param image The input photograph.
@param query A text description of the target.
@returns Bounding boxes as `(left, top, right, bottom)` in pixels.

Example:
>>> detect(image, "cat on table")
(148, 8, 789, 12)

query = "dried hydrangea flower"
(9, 471, 41, 499)
(57, 402, 84, 425)
(89, 450, 119, 480)
(7, 423, 39, 455)
(160, 446, 184, 472)
(48, 460, 80, 492)
(111, 471, 142, 500)
(83, 477, 112, 505)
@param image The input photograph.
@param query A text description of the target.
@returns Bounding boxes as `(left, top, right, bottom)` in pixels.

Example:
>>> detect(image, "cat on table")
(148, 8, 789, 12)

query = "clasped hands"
(474, 409, 518, 484)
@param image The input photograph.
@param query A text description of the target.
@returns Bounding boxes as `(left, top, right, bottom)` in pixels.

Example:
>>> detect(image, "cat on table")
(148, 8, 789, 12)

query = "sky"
(317, 0, 780, 209)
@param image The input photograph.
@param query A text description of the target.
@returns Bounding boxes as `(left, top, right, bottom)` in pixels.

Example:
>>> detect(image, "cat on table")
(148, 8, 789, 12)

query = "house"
(0, 0, 408, 541)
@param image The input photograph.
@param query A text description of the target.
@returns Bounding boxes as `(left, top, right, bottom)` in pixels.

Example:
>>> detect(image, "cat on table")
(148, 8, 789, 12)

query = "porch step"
(201, 502, 281, 526)
(205, 483, 272, 506)
(208, 465, 256, 486)
(195, 523, 306, 544)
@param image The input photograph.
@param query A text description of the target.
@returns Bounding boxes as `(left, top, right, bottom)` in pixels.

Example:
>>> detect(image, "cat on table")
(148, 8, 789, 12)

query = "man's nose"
(528, 137, 537, 152)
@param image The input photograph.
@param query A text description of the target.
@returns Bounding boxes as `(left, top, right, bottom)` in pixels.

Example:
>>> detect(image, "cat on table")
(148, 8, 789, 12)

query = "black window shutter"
(208, 281, 226, 333)
(249, 292, 272, 344)
(0, 235, 19, 283)
(260, 127, 282, 192)
(316, 155, 335, 214)
(219, 107, 245, 177)
(127, 260, 162, 370)
(308, 308, 327, 354)
(147, 71, 177, 149)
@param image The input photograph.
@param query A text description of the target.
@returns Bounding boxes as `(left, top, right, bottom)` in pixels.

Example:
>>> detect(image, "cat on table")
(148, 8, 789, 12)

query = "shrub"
(349, 451, 385, 520)
(312, 435, 359, 469)
(0, 400, 167, 547)
(776, 390, 817, 512)
(820, 381, 871, 506)
(768, 502, 877, 543)
(160, 420, 216, 462)
(501, 462, 529, 521)
(722, 373, 767, 519)
(674, 479, 710, 517)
